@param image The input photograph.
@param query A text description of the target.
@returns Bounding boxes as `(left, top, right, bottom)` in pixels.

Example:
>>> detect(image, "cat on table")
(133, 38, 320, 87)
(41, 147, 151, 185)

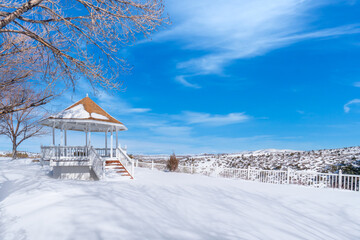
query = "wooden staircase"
(105, 160, 133, 179)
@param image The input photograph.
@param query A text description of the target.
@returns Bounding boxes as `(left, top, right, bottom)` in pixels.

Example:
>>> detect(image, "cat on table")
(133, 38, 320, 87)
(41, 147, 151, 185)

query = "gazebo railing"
(94, 146, 127, 158)
(116, 146, 134, 177)
(88, 146, 104, 179)
(41, 146, 90, 161)
(94, 148, 116, 158)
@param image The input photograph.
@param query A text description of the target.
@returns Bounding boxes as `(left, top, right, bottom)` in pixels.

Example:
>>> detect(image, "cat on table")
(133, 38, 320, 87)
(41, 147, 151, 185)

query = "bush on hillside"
(166, 153, 179, 172)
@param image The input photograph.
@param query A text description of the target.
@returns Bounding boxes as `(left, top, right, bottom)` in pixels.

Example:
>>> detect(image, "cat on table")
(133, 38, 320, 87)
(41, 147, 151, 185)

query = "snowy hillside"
(1, 157, 360, 240)
(135, 146, 360, 172)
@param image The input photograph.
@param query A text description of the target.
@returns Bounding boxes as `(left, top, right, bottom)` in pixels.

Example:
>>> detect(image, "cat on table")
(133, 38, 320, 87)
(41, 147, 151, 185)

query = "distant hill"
(134, 146, 360, 173)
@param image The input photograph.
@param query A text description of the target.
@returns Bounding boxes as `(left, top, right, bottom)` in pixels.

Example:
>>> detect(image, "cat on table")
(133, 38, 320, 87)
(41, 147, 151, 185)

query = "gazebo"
(40, 95, 134, 180)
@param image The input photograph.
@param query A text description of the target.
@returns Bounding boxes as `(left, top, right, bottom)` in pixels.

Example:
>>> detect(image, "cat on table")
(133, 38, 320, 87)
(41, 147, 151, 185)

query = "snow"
(136, 146, 360, 172)
(51, 104, 109, 121)
(54, 104, 90, 119)
(91, 112, 109, 120)
(1, 157, 360, 240)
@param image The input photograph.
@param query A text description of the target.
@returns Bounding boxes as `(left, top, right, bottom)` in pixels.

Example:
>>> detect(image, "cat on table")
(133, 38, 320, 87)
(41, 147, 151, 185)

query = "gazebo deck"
(41, 145, 134, 180)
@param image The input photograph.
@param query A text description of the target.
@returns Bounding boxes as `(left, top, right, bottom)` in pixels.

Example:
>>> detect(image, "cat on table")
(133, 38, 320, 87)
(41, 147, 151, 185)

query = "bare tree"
(0, 0, 167, 98)
(0, 35, 55, 115)
(0, 86, 48, 159)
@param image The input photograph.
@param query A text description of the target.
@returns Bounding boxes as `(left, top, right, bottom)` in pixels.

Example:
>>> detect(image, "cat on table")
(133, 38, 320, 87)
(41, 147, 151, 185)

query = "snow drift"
(0, 158, 359, 240)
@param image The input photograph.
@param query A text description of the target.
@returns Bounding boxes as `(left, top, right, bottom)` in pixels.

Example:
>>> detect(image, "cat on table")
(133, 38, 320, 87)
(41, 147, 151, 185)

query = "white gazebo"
(40, 95, 134, 180)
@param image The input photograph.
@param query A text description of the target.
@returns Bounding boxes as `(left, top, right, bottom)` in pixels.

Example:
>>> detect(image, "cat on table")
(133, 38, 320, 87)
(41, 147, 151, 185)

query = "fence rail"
(136, 160, 360, 192)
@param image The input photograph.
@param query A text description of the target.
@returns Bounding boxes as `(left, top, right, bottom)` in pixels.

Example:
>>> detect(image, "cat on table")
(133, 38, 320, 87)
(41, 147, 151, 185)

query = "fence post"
(191, 164, 193, 174)
(247, 166, 250, 180)
(338, 170, 342, 189)
(287, 167, 290, 184)
(215, 163, 218, 177)
(151, 160, 154, 170)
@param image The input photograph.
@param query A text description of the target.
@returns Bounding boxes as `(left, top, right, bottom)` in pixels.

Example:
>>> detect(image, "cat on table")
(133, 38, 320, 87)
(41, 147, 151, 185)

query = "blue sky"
(2, 0, 360, 154)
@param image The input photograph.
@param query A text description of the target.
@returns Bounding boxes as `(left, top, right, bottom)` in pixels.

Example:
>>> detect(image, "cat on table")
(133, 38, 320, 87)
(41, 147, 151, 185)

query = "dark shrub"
(166, 153, 179, 172)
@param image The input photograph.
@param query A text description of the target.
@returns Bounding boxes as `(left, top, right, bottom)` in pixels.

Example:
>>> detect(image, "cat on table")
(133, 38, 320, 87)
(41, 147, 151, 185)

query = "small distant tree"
(0, 86, 47, 159)
(166, 153, 179, 172)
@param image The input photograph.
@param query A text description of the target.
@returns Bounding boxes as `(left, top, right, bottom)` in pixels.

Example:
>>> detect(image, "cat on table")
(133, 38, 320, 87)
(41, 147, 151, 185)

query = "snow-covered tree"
(0, 86, 47, 159)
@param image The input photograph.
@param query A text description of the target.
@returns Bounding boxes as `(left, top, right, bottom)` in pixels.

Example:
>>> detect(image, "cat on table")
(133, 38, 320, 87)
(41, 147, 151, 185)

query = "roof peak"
(49, 96, 125, 126)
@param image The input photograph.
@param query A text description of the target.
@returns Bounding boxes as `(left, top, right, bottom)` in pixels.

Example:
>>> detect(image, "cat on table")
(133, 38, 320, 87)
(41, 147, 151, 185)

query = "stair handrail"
(116, 146, 134, 178)
(88, 146, 104, 180)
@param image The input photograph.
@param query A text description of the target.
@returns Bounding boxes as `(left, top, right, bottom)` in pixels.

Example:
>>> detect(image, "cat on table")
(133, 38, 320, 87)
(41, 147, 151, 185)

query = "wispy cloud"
(96, 91, 151, 115)
(151, 126, 192, 137)
(181, 111, 250, 126)
(154, 0, 360, 81)
(127, 108, 151, 113)
(297, 110, 305, 115)
(344, 99, 360, 113)
(175, 75, 201, 88)
(353, 82, 360, 87)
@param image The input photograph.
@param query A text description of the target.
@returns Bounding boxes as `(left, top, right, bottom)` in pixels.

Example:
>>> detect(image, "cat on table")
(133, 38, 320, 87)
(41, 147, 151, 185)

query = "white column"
(60, 128, 64, 146)
(85, 131, 88, 147)
(105, 130, 108, 156)
(110, 128, 113, 158)
(88, 132, 91, 146)
(116, 129, 118, 149)
(52, 126, 55, 146)
(64, 129, 67, 146)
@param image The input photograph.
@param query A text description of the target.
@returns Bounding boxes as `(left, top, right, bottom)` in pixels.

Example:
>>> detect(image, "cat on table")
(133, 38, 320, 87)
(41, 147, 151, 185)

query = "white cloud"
(344, 99, 360, 113)
(354, 82, 360, 87)
(181, 111, 250, 126)
(175, 75, 201, 88)
(96, 91, 151, 115)
(297, 110, 305, 115)
(154, 0, 360, 78)
(151, 126, 192, 137)
(127, 108, 151, 113)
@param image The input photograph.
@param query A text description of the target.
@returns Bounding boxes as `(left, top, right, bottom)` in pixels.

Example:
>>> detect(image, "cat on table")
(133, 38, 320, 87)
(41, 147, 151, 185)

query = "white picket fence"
(136, 160, 360, 192)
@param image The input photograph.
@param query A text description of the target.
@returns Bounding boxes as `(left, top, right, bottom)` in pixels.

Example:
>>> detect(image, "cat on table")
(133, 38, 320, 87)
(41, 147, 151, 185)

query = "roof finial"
(86, 93, 89, 97)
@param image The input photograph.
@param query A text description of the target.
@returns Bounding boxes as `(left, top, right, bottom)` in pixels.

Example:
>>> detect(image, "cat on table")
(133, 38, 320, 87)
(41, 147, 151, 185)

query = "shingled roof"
(50, 96, 123, 124)
(41, 96, 127, 132)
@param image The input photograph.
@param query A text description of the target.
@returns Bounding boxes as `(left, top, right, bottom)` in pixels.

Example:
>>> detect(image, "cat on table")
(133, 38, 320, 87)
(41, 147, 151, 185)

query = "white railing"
(88, 146, 104, 180)
(94, 148, 116, 158)
(41, 146, 89, 161)
(41, 145, 104, 180)
(137, 162, 360, 192)
(116, 147, 134, 177)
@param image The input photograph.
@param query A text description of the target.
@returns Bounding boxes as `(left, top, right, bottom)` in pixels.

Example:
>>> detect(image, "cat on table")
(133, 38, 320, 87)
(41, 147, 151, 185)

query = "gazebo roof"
(40, 96, 127, 132)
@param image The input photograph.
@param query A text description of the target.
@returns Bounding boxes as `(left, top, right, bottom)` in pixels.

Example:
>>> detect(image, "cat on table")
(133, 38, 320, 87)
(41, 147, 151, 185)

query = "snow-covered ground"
(1, 157, 360, 240)
(137, 146, 360, 172)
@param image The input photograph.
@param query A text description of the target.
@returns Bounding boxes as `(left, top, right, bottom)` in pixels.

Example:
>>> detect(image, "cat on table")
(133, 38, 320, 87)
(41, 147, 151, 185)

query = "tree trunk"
(12, 141, 17, 159)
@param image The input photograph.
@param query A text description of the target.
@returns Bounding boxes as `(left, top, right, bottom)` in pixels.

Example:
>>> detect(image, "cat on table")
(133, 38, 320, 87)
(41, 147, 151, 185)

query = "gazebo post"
(85, 130, 88, 147)
(105, 130, 108, 156)
(89, 131, 91, 146)
(60, 126, 64, 146)
(52, 125, 55, 146)
(110, 127, 113, 158)
(116, 129, 118, 149)
(64, 128, 67, 146)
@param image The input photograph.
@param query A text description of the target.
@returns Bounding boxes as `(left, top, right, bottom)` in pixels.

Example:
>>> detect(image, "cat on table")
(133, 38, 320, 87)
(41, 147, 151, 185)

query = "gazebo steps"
(105, 160, 133, 179)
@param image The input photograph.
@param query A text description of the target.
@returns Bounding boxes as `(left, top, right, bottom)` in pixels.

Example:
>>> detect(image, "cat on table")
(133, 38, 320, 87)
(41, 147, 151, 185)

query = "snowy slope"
(1, 157, 360, 240)
(136, 146, 360, 172)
